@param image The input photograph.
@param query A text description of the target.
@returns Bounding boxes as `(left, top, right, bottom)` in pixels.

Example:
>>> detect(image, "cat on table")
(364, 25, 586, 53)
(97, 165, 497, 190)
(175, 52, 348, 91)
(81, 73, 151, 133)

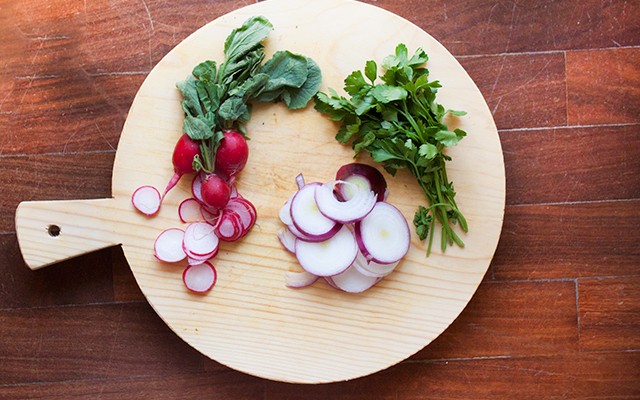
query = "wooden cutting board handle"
(15, 198, 120, 270)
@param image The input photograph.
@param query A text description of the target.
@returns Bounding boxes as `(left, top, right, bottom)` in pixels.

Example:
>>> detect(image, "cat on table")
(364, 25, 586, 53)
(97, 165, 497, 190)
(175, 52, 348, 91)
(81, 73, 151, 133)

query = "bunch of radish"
(278, 163, 411, 293)
(132, 130, 257, 293)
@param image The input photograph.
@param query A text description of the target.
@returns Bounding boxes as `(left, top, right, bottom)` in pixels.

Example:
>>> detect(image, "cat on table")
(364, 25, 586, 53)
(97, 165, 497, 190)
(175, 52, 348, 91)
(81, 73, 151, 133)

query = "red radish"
(290, 183, 341, 241)
(164, 134, 202, 198)
(335, 163, 387, 202)
(183, 222, 219, 257)
(284, 270, 319, 288)
(178, 198, 203, 223)
(182, 261, 217, 293)
(132, 185, 162, 216)
(201, 174, 231, 209)
(154, 228, 187, 263)
(355, 202, 411, 264)
(326, 264, 381, 293)
(294, 225, 358, 277)
(214, 130, 249, 177)
(314, 181, 377, 223)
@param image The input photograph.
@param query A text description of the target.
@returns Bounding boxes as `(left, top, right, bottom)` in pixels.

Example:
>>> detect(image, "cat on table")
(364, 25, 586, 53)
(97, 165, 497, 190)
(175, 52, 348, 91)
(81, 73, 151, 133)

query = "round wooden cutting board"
(15, 0, 505, 384)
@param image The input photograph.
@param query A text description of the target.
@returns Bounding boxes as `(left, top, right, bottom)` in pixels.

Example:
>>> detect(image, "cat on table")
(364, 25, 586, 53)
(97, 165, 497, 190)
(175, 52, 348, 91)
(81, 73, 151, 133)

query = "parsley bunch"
(314, 44, 468, 255)
(176, 16, 321, 173)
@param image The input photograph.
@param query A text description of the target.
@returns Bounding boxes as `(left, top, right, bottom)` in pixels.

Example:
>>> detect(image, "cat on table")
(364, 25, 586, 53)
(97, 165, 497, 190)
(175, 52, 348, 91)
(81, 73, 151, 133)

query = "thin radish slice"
(295, 225, 357, 277)
(191, 173, 205, 203)
(284, 270, 319, 288)
(315, 181, 377, 223)
(178, 198, 203, 223)
(183, 261, 217, 293)
(201, 206, 221, 227)
(277, 228, 297, 253)
(184, 243, 218, 261)
(188, 257, 207, 266)
(329, 264, 381, 293)
(154, 228, 187, 263)
(353, 251, 398, 278)
(132, 185, 161, 216)
(214, 212, 243, 242)
(225, 197, 256, 233)
(356, 202, 410, 264)
(183, 222, 219, 257)
(290, 183, 340, 240)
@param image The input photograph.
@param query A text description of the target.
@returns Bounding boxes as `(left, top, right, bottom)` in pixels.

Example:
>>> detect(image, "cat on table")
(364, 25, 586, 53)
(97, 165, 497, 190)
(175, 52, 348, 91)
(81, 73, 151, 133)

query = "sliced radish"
(352, 251, 398, 278)
(277, 227, 297, 253)
(327, 264, 381, 293)
(178, 198, 203, 223)
(191, 173, 205, 203)
(355, 202, 410, 264)
(335, 163, 387, 202)
(214, 211, 243, 242)
(201, 206, 221, 227)
(290, 183, 341, 240)
(295, 225, 357, 277)
(225, 197, 256, 234)
(315, 181, 377, 223)
(284, 270, 319, 288)
(183, 261, 217, 293)
(132, 185, 161, 216)
(154, 228, 187, 263)
(183, 222, 219, 257)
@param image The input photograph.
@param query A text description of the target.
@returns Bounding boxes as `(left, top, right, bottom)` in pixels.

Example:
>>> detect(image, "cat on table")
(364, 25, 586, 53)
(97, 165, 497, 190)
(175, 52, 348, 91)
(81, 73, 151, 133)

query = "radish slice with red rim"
(290, 183, 341, 240)
(132, 185, 161, 216)
(328, 264, 381, 293)
(183, 222, 219, 257)
(191, 173, 205, 203)
(277, 228, 297, 253)
(295, 225, 357, 277)
(201, 207, 221, 227)
(183, 261, 217, 293)
(355, 202, 410, 264)
(226, 197, 257, 234)
(284, 270, 318, 288)
(214, 211, 243, 242)
(178, 198, 203, 223)
(154, 228, 187, 263)
(315, 181, 377, 223)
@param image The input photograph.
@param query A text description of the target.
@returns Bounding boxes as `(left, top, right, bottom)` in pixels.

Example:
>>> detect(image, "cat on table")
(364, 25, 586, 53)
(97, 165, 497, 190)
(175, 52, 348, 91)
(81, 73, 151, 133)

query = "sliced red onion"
(355, 202, 410, 264)
(284, 270, 319, 288)
(335, 163, 387, 202)
(277, 228, 297, 253)
(315, 181, 377, 223)
(290, 183, 341, 240)
(295, 225, 357, 277)
(327, 264, 381, 293)
(178, 198, 203, 223)
(295, 173, 305, 189)
(279, 196, 294, 226)
(183, 222, 219, 257)
(352, 251, 398, 278)
(132, 185, 161, 216)
(154, 228, 187, 263)
(183, 261, 217, 293)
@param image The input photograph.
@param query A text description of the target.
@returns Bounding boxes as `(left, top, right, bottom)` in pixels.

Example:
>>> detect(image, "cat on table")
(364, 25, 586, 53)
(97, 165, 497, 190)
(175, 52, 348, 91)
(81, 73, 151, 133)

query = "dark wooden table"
(1, 0, 638, 398)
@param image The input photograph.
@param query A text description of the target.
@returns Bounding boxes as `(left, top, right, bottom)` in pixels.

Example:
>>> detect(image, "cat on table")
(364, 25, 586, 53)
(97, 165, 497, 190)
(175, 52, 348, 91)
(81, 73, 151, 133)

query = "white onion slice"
(277, 228, 297, 253)
(284, 270, 318, 288)
(183, 262, 217, 293)
(352, 251, 398, 278)
(295, 225, 357, 277)
(132, 185, 161, 216)
(315, 181, 377, 223)
(290, 183, 340, 240)
(154, 228, 187, 263)
(356, 202, 410, 264)
(327, 264, 381, 293)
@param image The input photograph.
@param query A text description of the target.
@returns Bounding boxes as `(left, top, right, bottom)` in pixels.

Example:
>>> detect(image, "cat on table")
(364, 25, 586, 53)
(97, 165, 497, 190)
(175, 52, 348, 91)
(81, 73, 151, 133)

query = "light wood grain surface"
(2, 0, 638, 397)
(14, 0, 503, 383)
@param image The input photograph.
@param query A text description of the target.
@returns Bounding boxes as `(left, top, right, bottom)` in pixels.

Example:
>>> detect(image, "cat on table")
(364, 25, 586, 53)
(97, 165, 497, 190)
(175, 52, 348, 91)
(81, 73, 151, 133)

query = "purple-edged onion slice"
(355, 202, 410, 264)
(315, 181, 377, 223)
(284, 270, 319, 288)
(326, 264, 381, 293)
(290, 183, 341, 241)
(295, 225, 357, 277)
(335, 163, 387, 202)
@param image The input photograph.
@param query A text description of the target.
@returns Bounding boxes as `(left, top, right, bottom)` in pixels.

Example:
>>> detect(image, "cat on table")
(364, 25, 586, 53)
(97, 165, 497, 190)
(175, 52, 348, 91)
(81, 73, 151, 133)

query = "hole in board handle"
(47, 224, 61, 237)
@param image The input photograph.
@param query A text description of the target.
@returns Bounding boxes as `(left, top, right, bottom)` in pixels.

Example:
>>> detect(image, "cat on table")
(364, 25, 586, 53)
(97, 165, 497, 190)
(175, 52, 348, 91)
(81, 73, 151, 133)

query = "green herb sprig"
(314, 44, 468, 255)
(177, 16, 321, 173)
